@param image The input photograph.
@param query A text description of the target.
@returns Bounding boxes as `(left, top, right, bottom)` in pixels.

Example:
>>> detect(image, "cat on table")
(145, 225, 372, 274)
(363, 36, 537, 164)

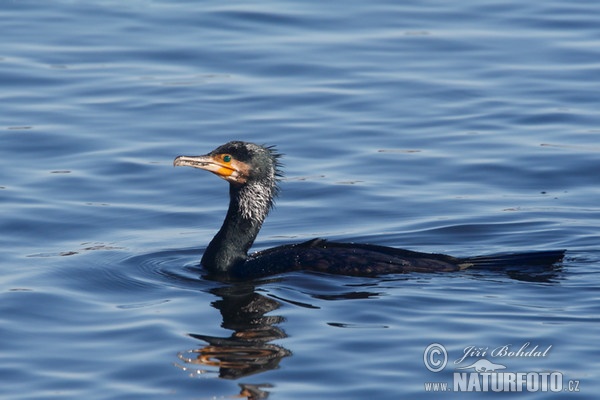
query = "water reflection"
(174, 262, 564, 398)
(176, 283, 290, 398)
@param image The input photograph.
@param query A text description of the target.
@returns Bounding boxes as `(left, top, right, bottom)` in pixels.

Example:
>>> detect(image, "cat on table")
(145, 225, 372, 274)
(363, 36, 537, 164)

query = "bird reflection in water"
(175, 283, 290, 398)
(173, 268, 563, 399)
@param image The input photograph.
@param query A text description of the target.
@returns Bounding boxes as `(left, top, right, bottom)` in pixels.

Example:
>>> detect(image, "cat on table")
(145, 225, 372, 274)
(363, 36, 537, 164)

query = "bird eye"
(222, 154, 232, 163)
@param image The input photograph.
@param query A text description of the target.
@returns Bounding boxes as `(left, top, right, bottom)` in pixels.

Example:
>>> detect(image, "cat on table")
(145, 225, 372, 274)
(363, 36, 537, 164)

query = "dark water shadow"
(174, 283, 289, 399)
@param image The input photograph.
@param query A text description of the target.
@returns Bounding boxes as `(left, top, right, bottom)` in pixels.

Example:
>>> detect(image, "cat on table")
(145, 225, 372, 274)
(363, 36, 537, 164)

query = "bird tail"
(460, 250, 565, 271)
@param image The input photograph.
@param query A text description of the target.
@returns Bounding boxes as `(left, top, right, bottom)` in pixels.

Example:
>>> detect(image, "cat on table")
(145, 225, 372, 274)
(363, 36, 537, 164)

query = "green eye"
(222, 154, 232, 163)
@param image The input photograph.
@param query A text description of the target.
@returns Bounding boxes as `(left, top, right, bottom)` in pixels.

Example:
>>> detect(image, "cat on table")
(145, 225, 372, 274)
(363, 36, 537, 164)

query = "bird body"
(241, 238, 466, 279)
(174, 141, 564, 280)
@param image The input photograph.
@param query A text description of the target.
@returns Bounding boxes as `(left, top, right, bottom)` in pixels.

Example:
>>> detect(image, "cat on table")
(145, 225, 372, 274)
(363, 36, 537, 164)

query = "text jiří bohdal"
(455, 342, 552, 365)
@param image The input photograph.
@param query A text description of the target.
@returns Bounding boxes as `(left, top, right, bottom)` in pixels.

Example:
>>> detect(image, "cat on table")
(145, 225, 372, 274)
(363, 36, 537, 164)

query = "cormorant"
(174, 141, 564, 280)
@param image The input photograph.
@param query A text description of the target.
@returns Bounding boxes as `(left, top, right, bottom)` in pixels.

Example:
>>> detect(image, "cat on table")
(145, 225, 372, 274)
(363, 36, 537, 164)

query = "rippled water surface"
(1, 1, 599, 398)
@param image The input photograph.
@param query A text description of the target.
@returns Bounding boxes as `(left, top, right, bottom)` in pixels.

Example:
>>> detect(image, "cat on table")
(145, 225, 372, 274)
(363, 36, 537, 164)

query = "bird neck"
(201, 182, 273, 274)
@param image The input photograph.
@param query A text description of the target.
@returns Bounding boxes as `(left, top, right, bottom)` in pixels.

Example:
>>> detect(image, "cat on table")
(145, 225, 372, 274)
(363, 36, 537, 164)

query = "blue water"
(1, 0, 599, 398)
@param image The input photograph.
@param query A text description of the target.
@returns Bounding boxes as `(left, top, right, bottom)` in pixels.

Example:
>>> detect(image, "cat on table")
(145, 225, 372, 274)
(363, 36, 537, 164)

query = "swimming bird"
(174, 141, 564, 280)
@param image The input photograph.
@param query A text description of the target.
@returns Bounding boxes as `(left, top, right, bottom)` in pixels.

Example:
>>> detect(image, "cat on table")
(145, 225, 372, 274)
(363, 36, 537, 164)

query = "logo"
(455, 359, 506, 372)
(423, 342, 581, 393)
(423, 343, 447, 372)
